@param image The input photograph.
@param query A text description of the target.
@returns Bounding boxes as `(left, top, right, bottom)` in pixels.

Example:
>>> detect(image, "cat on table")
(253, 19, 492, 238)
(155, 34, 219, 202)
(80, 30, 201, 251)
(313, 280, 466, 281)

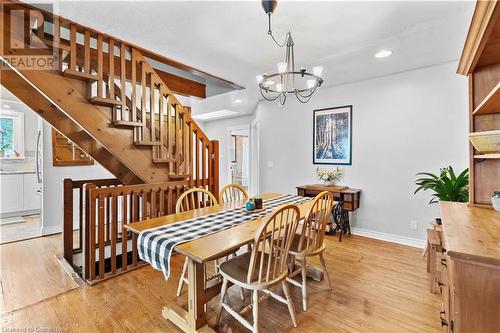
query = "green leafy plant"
(414, 166, 469, 204)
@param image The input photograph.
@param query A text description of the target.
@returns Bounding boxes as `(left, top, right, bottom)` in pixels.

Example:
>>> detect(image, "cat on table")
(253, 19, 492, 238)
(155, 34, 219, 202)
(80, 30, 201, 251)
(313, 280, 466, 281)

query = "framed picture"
(313, 105, 352, 165)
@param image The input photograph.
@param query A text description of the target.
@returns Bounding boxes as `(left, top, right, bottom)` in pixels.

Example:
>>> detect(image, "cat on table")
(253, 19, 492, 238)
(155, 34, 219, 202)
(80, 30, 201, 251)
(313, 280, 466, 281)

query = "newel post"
(211, 140, 219, 198)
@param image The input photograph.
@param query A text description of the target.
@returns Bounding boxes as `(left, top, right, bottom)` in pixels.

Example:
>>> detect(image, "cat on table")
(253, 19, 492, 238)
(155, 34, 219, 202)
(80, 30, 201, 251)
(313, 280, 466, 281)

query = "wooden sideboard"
(296, 184, 361, 211)
(437, 202, 499, 333)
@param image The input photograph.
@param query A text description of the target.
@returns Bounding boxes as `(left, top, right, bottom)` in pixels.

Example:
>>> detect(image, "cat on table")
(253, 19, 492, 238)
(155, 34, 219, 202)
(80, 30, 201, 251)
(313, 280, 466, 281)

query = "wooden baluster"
(159, 92, 164, 159)
(208, 143, 212, 191)
(98, 194, 105, 280)
(159, 188, 165, 216)
(167, 187, 173, 214)
(151, 189, 157, 218)
(212, 140, 219, 196)
(189, 122, 193, 184)
(87, 186, 97, 281)
(97, 34, 103, 98)
(174, 105, 179, 173)
(111, 193, 118, 274)
(69, 24, 76, 71)
(131, 49, 137, 124)
(108, 39, 115, 99)
(121, 192, 128, 272)
(120, 43, 126, 121)
(106, 194, 111, 243)
(150, 79, 155, 143)
(53, 18, 61, 71)
(195, 131, 200, 186)
(84, 30, 91, 74)
(140, 61, 147, 142)
(202, 139, 206, 187)
(167, 99, 172, 161)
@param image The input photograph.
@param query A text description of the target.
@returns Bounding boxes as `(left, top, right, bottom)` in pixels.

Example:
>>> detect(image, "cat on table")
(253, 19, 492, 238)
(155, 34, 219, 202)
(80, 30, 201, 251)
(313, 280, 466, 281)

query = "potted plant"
(414, 166, 469, 224)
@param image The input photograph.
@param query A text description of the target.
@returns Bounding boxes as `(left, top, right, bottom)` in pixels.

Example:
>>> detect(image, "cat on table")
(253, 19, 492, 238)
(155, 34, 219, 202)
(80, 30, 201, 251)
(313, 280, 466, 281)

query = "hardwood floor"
(0, 234, 79, 314)
(1, 235, 441, 332)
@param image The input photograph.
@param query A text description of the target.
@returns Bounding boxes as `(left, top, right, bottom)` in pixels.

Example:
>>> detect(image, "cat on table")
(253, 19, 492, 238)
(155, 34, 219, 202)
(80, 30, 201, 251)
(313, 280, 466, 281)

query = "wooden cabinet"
(438, 202, 499, 333)
(458, 0, 500, 206)
(296, 184, 361, 211)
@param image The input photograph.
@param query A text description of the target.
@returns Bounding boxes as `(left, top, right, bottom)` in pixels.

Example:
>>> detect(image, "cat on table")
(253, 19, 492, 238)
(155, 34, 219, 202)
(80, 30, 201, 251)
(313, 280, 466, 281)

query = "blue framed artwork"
(313, 105, 352, 165)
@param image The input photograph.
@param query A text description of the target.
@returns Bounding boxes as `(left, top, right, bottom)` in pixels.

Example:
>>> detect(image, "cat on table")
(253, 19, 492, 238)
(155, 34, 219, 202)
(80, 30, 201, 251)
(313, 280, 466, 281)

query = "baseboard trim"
(42, 225, 61, 236)
(351, 227, 426, 248)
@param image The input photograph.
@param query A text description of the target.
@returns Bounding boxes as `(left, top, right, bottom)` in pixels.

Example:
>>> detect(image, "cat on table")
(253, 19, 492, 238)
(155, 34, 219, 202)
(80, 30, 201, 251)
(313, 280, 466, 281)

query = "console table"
(296, 184, 361, 240)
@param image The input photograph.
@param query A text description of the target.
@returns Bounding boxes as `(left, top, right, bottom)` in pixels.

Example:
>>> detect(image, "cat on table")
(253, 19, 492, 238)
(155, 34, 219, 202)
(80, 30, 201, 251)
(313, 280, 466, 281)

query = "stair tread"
(113, 120, 143, 127)
(153, 158, 177, 163)
(91, 96, 122, 106)
(63, 69, 98, 82)
(134, 141, 162, 146)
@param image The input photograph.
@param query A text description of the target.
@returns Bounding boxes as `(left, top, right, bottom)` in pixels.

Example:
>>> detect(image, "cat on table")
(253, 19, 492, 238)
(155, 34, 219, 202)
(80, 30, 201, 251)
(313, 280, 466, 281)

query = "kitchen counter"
(0, 170, 36, 174)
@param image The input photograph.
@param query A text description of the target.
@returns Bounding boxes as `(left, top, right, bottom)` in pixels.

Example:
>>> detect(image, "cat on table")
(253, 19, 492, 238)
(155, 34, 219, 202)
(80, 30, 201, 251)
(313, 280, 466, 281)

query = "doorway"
(227, 126, 250, 194)
(0, 90, 44, 244)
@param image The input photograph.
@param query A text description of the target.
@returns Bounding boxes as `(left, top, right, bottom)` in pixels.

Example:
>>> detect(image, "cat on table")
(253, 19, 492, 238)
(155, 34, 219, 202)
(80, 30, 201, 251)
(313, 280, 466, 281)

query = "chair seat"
(219, 251, 286, 289)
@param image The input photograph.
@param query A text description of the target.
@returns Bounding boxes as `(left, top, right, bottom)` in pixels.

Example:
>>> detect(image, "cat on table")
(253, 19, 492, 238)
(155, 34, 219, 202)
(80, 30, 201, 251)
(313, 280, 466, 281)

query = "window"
(0, 110, 24, 158)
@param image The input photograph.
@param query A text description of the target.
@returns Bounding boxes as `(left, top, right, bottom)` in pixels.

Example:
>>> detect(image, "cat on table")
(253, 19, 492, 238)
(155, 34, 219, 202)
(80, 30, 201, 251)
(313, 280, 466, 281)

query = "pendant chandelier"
(257, 0, 324, 106)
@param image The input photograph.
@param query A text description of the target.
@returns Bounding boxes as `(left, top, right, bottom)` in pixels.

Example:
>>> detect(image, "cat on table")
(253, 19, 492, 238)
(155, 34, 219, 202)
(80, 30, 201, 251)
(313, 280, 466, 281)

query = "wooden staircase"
(0, 1, 219, 189)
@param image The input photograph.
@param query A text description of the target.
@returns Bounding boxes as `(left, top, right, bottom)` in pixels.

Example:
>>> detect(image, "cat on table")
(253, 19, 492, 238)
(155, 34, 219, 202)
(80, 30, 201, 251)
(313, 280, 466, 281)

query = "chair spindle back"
(175, 188, 218, 214)
(297, 191, 334, 254)
(247, 204, 300, 284)
(219, 184, 249, 204)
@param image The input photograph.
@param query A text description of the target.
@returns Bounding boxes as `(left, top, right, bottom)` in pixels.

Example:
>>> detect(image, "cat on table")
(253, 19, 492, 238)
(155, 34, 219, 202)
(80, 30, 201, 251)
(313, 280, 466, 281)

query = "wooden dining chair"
(175, 187, 218, 297)
(216, 204, 301, 333)
(286, 191, 334, 311)
(219, 183, 249, 204)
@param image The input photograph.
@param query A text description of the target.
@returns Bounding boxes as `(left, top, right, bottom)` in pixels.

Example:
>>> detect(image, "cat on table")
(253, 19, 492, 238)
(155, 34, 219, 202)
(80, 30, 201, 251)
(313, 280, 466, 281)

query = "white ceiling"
(42, 0, 475, 119)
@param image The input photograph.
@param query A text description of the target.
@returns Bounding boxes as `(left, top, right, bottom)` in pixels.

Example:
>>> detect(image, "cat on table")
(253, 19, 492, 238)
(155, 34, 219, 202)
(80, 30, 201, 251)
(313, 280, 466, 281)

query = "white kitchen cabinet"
(0, 173, 41, 216)
(0, 174, 23, 214)
(23, 173, 41, 211)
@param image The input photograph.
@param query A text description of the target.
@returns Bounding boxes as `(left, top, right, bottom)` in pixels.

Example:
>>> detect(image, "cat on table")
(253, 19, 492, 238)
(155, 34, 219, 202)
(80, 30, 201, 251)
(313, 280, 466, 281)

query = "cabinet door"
(23, 173, 41, 211)
(0, 174, 23, 213)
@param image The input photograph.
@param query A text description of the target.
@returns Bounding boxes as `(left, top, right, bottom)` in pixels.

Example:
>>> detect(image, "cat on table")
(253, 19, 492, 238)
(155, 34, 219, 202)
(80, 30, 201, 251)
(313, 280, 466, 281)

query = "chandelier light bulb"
(277, 62, 288, 73)
(256, 75, 264, 83)
(276, 83, 283, 92)
(263, 80, 274, 87)
(313, 66, 323, 77)
(307, 79, 316, 89)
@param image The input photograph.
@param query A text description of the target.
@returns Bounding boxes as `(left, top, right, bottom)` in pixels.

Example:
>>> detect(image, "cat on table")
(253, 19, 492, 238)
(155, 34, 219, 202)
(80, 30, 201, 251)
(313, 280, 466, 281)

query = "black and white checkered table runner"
(138, 194, 311, 280)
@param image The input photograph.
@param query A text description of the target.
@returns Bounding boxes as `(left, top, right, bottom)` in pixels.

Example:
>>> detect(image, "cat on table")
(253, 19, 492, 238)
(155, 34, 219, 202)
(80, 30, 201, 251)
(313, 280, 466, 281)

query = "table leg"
(162, 258, 215, 333)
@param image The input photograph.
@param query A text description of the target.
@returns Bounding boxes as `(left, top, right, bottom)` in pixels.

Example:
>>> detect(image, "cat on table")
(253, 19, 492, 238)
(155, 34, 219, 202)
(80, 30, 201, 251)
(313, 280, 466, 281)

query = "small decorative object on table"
(316, 166, 342, 185)
(492, 191, 500, 212)
(254, 197, 263, 210)
(245, 199, 255, 211)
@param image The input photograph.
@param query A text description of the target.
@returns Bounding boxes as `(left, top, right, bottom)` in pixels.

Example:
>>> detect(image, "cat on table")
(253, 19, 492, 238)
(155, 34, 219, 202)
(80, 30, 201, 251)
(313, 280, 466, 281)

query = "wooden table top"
(440, 201, 500, 266)
(125, 192, 322, 264)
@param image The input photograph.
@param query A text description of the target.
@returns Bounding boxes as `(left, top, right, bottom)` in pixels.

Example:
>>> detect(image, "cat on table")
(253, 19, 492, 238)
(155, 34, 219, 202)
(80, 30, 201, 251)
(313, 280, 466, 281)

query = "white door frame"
(226, 125, 250, 194)
(250, 117, 260, 196)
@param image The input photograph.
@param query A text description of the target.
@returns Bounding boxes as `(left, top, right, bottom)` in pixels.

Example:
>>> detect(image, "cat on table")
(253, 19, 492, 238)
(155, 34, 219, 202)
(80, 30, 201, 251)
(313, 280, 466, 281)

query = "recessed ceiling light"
(375, 50, 393, 58)
(2, 104, 11, 108)
(234, 99, 243, 104)
(192, 110, 238, 121)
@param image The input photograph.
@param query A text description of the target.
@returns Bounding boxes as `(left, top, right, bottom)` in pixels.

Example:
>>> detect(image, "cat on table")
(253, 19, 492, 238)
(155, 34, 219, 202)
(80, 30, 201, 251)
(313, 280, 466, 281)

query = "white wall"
(257, 62, 468, 241)
(201, 115, 253, 192)
(41, 121, 113, 235)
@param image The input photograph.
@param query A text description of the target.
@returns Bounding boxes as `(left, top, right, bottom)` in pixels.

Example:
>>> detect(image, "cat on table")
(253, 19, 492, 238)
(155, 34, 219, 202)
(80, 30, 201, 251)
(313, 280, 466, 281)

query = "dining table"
(124, 192, 330, 333)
